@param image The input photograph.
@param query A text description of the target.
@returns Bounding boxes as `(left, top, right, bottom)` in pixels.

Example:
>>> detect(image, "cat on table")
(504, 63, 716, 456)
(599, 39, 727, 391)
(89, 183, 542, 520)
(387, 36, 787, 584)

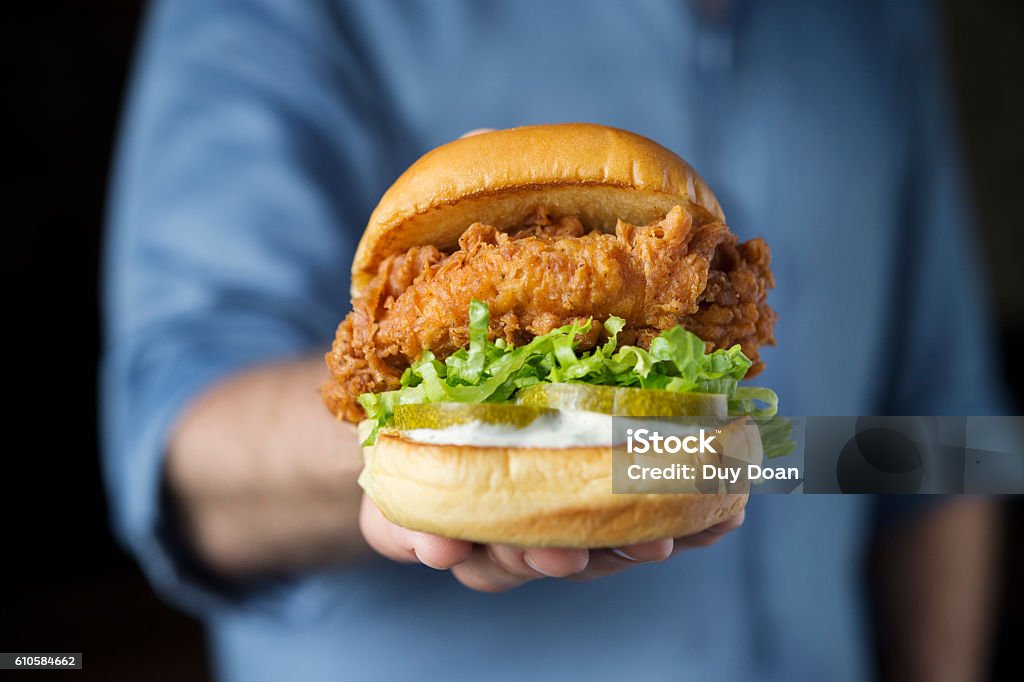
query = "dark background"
(3, 2, 1021, 680)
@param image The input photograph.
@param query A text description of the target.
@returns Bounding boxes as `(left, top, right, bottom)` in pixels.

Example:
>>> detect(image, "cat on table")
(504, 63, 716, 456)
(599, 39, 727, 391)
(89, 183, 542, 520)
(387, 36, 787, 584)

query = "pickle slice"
(516, 383, 617, 413)
(517, 383, 727, 417)
(393, 403, 556, 430)
(613, 386, 728, 417)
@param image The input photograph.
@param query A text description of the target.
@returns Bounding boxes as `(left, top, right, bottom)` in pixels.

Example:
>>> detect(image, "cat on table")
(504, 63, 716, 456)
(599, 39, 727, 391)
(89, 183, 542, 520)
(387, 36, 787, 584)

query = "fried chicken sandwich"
(323, 124, 779, 547)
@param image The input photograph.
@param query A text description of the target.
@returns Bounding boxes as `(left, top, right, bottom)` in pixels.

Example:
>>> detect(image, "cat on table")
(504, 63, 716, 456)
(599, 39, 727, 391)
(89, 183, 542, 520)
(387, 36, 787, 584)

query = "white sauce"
(400, 410, 614, 447)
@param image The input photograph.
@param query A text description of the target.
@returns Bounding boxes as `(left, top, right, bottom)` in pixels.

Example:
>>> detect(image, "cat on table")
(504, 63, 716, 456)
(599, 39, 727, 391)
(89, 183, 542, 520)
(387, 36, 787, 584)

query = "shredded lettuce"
(756, 415, 797, 460)
(359, 300, 779, 444)
(729, 386, 779, 420)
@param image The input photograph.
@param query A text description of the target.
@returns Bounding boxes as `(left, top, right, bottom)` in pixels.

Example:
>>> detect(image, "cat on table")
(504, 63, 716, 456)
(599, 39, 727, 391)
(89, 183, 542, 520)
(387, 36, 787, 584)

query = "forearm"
(166, 356, 369, 577)
(873, 499, 1001, 682)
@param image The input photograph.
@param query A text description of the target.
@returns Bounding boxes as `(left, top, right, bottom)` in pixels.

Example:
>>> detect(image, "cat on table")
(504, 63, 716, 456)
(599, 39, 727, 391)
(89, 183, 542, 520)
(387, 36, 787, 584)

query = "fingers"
(449, 546, 525, 592)
(613, 538, 676, 562)
(451, 545, 590, 593)
(360, 496, 591, 591)
(520, 547, 591, 577)
(672, 509, 746, 555)
(359, 495, 472, 569)
(578, 513, 745, 580)
(572, 538, 675, 580)
(362, 496, 745, 592)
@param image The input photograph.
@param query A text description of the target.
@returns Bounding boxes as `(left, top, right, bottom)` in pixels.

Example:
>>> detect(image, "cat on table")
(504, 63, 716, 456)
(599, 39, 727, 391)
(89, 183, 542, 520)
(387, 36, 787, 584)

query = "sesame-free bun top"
(351, 123, 725, 294)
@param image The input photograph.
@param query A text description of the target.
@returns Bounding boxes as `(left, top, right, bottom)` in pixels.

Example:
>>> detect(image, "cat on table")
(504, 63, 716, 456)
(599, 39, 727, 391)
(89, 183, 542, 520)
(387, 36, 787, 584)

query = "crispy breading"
(323, 206, 775, 422)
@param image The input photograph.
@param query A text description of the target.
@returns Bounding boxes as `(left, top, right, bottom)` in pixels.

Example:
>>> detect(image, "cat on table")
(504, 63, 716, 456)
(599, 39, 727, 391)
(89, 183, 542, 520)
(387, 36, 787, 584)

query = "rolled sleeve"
(101, 321, 307, 613)
(880, 1, 1011, 417)
(870, 2, 1015, 529)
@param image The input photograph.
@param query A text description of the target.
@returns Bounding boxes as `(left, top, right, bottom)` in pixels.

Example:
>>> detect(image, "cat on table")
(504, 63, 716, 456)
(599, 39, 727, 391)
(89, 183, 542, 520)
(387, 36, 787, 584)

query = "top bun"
(351, 123, 724, 294)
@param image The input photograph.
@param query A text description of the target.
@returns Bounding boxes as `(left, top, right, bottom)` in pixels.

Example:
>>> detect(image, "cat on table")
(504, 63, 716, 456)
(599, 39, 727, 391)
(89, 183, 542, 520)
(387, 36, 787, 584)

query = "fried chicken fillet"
(324, 206, 775, 422)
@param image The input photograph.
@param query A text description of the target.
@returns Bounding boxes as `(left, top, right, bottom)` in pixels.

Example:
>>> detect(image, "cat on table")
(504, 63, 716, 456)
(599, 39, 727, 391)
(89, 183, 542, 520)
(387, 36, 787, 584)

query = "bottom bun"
(359, 430, 750, 548)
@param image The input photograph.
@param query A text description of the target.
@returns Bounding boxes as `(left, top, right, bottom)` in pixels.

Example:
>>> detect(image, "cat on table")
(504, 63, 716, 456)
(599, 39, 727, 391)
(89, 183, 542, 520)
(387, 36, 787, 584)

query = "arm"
(102, 0, 395, 608)
(166, 357, 368, 576)
(870, 4, 1010, 676)
(871, 500, 1001, 682)
(878, 0, 1009, 416)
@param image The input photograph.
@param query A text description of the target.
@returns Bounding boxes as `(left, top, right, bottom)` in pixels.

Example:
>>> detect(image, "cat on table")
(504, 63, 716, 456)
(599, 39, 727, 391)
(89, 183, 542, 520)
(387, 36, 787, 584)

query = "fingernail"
(523, 553, 553, 577)
(411, 537, 444, 570)
(611, 548, 637, 562)
(413, 548, 443, 570)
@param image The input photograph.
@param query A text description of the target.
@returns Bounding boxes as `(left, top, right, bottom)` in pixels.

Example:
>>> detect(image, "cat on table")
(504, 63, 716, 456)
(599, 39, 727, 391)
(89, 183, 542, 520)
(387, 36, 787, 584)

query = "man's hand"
(360, 495, 744, 593)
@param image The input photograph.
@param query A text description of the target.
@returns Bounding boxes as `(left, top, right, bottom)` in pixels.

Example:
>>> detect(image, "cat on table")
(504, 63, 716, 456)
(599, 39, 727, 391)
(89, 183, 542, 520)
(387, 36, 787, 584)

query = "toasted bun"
(359, 421, 756, 548)
(351, 123, 724, 295)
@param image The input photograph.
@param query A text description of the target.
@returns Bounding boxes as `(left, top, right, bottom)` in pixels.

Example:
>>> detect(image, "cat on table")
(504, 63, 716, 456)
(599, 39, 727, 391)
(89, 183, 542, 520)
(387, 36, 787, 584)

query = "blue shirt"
(102, 1, 1007, 680)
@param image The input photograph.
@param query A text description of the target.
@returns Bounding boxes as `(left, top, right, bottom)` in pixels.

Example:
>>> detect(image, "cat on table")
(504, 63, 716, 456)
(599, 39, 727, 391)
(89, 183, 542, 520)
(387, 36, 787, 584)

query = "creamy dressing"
(400, 410, 614, 447)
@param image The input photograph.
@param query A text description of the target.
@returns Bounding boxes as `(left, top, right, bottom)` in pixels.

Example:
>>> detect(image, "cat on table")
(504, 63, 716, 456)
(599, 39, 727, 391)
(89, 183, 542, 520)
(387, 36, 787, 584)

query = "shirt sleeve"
(101, 0, 399, 615)
(874, 2, 1014, 528)
(878, 0, 1012, 418)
